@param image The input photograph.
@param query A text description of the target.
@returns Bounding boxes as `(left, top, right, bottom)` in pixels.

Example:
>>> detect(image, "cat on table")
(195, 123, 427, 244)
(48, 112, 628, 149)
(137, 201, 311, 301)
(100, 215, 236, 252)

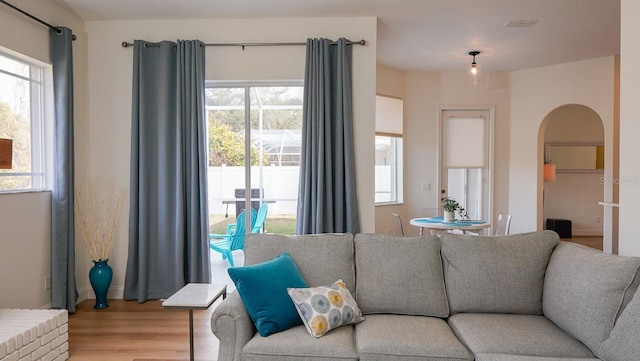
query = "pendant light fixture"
(467, 51, 481, 86)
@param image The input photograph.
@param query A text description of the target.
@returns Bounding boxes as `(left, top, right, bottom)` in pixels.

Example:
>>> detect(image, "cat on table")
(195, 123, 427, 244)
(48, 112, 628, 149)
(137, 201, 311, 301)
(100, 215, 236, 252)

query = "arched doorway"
(539, 104, 605, 250)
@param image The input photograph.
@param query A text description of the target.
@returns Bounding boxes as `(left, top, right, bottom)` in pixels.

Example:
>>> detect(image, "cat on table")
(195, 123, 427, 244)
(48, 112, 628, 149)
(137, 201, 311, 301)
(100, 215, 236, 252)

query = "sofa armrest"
(211, 291, 255, 361)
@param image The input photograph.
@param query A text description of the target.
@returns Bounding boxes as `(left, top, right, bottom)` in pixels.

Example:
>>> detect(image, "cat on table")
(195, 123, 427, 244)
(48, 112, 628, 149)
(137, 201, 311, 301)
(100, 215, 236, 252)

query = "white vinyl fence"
(208, 165, 299, 216)
(208, 165, 393, 216)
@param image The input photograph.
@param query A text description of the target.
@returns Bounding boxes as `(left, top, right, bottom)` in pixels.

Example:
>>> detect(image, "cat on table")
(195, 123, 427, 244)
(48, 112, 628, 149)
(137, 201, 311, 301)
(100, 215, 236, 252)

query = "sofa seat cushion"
(476, 355, 598, 361)
(543, 242, 640, 356)
(242, 324, 357, 361)
(355, 314, 473, 361)
(448, 313, 595, 358)
(244, 233, 356, 294)
(355, 234, 449, 317)
(599, 287, 640, 361)
(440, 230, 559, 315)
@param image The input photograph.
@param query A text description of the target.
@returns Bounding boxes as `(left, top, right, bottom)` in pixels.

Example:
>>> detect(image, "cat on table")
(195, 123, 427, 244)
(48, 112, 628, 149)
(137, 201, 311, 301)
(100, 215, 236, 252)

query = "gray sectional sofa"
(211, 231, 640, 361)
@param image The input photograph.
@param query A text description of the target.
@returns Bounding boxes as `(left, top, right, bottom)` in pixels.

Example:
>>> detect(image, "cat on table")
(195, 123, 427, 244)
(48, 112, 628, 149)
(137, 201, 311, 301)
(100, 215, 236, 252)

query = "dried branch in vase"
(74, 184, 125, 261)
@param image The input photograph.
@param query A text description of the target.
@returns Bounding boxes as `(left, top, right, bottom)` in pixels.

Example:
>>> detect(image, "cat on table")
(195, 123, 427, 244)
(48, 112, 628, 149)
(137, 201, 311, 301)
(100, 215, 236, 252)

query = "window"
(205, 82, 303, 235)
(0, 50, 48, 192)
(375, 95, 404, 204)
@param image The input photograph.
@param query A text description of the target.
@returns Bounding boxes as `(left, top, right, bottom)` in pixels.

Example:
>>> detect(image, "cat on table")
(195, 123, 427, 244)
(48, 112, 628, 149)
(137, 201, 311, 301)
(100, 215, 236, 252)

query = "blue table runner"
(414, 217, 486, 226)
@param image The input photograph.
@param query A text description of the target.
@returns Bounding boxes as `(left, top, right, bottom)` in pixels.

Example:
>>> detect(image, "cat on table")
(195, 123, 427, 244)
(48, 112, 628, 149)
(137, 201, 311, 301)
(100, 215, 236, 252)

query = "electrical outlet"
(421, 182, 431, 191)
(44, 275, 51, 290)
(596, 216, 601, 224)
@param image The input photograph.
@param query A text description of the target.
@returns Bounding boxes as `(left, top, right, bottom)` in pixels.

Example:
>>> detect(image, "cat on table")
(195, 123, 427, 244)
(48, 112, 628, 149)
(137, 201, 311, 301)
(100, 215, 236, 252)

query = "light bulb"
(466, 51, 481, 87)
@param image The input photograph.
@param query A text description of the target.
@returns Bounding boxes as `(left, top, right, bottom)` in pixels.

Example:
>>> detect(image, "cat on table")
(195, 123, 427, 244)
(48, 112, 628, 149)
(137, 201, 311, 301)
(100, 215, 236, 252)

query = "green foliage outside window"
(0, 101, 31, 190)
(208, 123, 264, 166)
(206, 87, 302, 167)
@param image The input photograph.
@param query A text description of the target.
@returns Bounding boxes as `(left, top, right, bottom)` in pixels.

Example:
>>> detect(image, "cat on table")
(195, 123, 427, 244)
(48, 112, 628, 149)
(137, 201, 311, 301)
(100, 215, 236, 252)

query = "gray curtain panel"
(124, 40, 210, 302)
(296, 38, 360, 235)
(50, 27, 78, 312)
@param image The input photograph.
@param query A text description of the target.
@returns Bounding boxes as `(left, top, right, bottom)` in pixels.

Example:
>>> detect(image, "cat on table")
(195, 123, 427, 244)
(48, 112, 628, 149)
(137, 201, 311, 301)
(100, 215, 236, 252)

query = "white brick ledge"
(0, 309, 69, 361)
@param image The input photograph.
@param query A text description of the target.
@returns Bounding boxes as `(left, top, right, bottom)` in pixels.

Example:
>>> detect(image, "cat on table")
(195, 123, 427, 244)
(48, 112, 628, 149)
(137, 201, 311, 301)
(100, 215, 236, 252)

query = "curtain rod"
(121, 39, 366, 49)
(0, 0, 75, 40)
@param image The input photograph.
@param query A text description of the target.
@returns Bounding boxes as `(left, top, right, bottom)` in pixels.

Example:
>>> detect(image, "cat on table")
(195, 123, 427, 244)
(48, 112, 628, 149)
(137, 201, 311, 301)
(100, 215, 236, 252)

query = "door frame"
(438, 105, 495, 232)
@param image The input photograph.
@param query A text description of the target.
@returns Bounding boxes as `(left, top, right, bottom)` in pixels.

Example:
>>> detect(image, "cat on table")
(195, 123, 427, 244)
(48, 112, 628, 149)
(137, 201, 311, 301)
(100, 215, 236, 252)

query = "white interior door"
(440, 108, 493, 228)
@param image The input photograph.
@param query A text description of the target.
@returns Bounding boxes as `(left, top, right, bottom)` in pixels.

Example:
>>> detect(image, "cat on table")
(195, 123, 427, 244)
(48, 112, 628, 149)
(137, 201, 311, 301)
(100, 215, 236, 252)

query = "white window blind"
(444, 117, 485, 168)
(375, 95, 403, 135)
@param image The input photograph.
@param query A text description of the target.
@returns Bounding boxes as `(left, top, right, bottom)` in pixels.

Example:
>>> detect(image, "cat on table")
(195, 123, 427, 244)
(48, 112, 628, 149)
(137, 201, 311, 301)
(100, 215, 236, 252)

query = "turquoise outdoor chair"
(251, 203, 269, 233)
(210, 208, 256, 267)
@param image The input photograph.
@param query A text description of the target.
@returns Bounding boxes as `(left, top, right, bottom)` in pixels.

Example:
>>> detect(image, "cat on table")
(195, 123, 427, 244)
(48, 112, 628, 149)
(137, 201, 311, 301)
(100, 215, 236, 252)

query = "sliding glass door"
(206, 82, 303, 235)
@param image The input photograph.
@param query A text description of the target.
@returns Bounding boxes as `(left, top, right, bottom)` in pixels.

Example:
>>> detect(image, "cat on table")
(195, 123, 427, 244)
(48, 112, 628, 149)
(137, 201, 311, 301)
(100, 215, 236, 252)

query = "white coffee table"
(163, 283, 227, 361)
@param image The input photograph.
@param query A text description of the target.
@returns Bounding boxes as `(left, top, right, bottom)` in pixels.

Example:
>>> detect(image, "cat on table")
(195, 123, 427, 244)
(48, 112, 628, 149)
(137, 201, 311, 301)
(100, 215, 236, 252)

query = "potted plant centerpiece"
(75, 184, 125, 309)
(441, 196, 467, 222)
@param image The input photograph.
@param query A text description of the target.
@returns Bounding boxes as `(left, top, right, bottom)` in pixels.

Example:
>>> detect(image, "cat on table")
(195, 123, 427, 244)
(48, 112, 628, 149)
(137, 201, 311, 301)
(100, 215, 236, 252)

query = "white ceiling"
(56, 0, 620, 72)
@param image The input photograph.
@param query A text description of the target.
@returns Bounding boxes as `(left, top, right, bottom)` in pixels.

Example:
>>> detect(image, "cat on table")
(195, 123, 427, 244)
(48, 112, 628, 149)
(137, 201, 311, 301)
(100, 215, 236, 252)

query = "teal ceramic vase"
(89, 259, 112, 309)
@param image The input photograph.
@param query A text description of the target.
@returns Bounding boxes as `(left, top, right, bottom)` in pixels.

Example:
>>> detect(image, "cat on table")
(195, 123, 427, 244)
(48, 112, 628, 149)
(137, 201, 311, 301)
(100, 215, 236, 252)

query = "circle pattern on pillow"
(288, 279, 364, 338)
(311, 294, 331, 313)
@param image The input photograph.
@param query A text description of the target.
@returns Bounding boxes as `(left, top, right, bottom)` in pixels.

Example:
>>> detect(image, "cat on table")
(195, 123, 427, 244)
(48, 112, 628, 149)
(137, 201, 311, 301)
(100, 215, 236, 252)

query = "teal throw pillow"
(228, 252, 308, 337)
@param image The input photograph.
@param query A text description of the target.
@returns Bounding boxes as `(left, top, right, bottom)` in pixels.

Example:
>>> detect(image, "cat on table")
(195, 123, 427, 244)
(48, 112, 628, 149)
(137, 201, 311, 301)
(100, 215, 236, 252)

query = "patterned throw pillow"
(287, 279, 364, 338)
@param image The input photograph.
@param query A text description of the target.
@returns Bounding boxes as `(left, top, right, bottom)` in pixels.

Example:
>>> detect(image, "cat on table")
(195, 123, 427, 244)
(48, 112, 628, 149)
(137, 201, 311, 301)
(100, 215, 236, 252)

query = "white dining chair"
(494, 213, 512, 236)
(392, 212, 405, 237)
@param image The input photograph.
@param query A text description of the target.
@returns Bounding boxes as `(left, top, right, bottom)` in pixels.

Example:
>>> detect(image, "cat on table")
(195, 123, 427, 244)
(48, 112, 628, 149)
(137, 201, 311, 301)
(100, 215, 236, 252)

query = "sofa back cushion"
(440, 230, 559, 315)
(543, 242, 640, 356)
(244, 233, 356, 293)
(599, 287, 640, 361)
(354, 233, 449, 317)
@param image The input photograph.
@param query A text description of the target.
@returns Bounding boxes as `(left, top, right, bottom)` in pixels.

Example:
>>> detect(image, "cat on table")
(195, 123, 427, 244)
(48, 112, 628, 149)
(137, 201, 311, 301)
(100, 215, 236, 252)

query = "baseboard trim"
(77, 285, 125, 304)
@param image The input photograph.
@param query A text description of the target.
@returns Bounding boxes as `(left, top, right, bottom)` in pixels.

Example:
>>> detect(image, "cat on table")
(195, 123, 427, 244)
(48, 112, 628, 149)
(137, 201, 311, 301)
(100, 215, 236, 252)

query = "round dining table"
(410, 217, 491, 235)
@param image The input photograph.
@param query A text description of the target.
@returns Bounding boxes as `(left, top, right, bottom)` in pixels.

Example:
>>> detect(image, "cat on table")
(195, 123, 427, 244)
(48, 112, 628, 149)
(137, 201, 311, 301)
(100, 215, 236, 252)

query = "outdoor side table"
(162, 283, 227, 361)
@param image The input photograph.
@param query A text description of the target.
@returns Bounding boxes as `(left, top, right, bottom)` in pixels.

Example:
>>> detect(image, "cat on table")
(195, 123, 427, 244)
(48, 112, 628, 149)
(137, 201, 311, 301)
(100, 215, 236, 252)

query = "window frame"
(375, 94, 404, 205)
(205, 80, 304, 234)
(0, 48, 52, 193)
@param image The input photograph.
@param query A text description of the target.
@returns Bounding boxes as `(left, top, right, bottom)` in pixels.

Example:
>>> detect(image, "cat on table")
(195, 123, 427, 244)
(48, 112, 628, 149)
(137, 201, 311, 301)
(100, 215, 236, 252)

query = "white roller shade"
(445, 117, 485, 168)
(375, 95, 403, 135)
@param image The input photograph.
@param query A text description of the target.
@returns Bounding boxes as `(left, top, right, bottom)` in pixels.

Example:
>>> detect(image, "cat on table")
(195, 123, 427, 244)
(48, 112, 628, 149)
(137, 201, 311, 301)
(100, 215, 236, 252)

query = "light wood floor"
(563, 236, 603, 251)
(68, 298, 220, 361)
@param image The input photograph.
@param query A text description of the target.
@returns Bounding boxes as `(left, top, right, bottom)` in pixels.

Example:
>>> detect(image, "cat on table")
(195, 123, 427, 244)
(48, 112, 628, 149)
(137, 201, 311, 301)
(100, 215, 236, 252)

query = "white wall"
(84, 17, 377, 298)
(0, 0, 88, 308)
(0, 192, 51, 307)
(381, 59, 615, 243)
(375, 69, 510, 236)
(509, 57, 616, 248)
(400, 71, 510, 235)
(402, 71, 441, 233)
(619, 0, 640, 257)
